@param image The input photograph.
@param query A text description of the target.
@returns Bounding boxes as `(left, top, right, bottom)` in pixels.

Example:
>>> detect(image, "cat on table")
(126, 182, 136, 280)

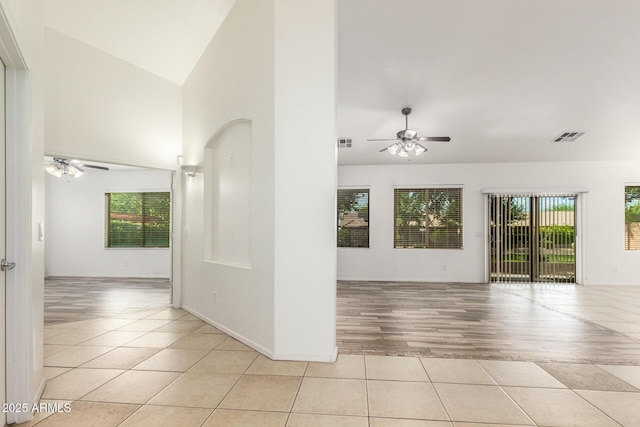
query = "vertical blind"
(105, 192, 171, 248)
(337, 189, 369, 248)
(394, 187, 463, 249)
(488, 195, 530, 282)
(489, 194, 576, 283)
(625, 185, 640, 250)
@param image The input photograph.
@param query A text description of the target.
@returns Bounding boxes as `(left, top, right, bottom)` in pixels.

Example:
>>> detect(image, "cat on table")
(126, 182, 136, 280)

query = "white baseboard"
(181, 305, 338, 363)
(9, 376, 46, 425)
(34, 375, 45, 403)
(272, 346, 338, 362)
(181, 305, 275, 359)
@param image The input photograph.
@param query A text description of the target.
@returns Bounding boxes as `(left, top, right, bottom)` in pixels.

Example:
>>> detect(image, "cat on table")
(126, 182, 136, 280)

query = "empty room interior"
(2, 0, 640, 426)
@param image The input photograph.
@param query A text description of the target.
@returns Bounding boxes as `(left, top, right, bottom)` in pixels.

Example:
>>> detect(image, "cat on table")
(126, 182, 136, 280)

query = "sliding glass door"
(489, 194, 576, 283)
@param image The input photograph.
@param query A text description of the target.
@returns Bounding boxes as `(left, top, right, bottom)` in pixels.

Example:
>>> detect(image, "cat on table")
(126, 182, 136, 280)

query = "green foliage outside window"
(337, 189, 369, 248)
(106, 192, 171, 248)
(625, 186, 640, 250)
(394, 188, 463, 249)
(539, 225, 575, 245)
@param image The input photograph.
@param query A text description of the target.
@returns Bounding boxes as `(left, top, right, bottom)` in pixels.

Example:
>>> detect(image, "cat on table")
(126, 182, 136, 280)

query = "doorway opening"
(489, 194, 576, 283)
(43, 157, 175, 324)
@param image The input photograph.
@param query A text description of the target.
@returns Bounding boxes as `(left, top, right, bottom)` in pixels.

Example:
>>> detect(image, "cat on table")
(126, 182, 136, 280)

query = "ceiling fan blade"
(367, 138, 398, 142)
(378, 147, 390, 152)
(82, 164, 110, 171)
(70, 159, 110, 171)
(418, 136, 451, 142)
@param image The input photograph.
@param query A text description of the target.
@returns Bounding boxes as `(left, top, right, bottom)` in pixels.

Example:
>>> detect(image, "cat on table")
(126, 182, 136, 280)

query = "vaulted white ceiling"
(337, 0, 640, 165)
(44, 0, 640, 165)
(44, 0, 235, 85)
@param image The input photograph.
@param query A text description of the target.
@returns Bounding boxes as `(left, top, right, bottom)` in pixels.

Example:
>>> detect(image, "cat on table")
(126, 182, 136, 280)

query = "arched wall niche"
(203, 118, 252, 268)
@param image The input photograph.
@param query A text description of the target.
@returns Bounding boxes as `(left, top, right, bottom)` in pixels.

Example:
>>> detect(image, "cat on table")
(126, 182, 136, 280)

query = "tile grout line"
(428, 375, 454, 424)
(570, 389, 626, 427)
(494, 384, 539, 426)
(285, 360, 308, 422)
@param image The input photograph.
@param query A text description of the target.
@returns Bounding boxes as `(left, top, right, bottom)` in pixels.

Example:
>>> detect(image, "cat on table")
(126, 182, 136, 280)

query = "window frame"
(625, 185, 640, 251)
(393, 186, 463, 249)
(337, 188, 370, 248)
(105, 191, 171, 249)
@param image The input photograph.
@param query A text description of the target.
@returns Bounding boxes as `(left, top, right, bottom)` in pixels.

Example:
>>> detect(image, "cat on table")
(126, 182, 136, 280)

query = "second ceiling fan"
(367, 107, 450, 157)
(45, 158, 109, 178)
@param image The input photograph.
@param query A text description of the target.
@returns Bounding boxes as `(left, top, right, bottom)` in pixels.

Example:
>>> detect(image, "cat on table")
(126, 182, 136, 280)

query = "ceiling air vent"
(337, 138, 353, 148)
(553, 131, 586, 143)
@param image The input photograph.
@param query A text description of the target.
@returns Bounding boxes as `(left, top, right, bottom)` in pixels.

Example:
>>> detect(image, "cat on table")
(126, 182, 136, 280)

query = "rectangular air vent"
(553, 131, 586, 142)
(337, 138, 352, 148)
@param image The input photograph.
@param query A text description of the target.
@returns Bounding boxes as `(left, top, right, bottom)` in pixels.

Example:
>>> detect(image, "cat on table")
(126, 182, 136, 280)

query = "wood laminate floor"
(45, 278, 640, 364)
(337, 281, 640, 364)
(45, 277, 171, 325)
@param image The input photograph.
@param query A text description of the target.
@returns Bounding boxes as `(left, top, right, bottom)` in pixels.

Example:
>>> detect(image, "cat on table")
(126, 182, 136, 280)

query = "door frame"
(482, 188, 589, 285)
(0, 4, 39, 425)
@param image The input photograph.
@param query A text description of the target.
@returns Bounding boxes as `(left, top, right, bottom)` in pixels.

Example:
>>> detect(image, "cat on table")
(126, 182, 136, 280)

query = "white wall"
(45, 169, 172, 278)
(44, 28, 182, 170)
(182, 0, 276, 357)
(272, 0, 337, 361)
(182, 0, 337, 361)
(338, 161, 640, 286)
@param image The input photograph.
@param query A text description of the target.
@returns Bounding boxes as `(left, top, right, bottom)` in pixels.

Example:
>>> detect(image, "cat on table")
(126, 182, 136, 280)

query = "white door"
(0, 60, 6, 427)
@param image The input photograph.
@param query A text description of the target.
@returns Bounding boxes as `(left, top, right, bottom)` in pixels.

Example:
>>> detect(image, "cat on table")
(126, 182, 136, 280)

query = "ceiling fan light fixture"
(45, 157, 98, 178)
(387, 143, 400, 155)
(45, 164, 63, 177)
(404, 141, 415, 151)
(66, 164, 84, 177)
(414, 144, 427, 155)
(398, 149, 409, 158)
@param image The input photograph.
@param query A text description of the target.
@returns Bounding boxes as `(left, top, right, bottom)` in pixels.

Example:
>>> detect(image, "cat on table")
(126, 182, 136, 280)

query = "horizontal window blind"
(394, 187, 462, 249)
(625, 186, 640, 250)
(337, 189, 369, 248)
(105, 192, 171, 248)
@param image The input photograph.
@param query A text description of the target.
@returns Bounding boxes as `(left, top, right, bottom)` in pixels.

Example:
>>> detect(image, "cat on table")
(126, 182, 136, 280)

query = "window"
(394, 187, 462, 249)
(105, 192, 171, 248)
(337, 189, 369, 248)
(625, 185, 640, 250)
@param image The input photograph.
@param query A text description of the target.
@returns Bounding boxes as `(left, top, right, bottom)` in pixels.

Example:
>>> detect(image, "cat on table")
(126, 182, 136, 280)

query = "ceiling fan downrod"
(402, 107, 412, 130)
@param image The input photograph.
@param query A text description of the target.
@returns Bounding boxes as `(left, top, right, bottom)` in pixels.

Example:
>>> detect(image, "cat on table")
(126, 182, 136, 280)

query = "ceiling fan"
(45, 157, 109, 178)
(367, 107, 451, 157)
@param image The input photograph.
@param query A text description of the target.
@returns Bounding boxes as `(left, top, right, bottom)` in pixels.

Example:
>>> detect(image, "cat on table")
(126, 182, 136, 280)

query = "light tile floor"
(19, 306, 640, 426)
